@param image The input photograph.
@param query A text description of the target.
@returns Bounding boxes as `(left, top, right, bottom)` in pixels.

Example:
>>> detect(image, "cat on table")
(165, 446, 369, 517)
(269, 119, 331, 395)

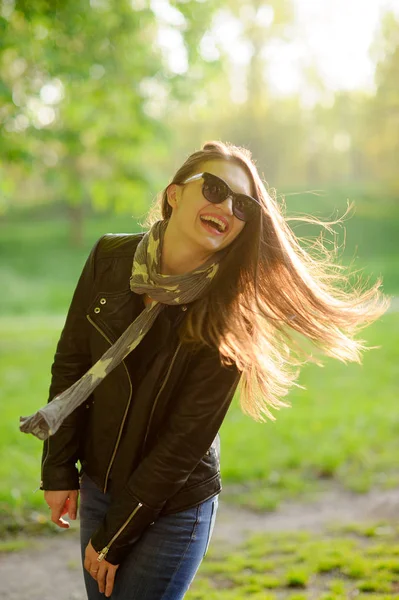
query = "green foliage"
(0, 0, 227, 230)
(185, 527, 399, 598)
(367, 11, 399, 187)
(1, 0, 398, 256)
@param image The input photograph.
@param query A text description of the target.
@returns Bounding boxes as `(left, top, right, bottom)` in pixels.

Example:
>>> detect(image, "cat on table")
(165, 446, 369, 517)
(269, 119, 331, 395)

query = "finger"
(85, 557, 99, 581)
(97, 566, 107, 594)
(84, 556, 91, 573)
(68, 491, 78, 520)
(105, 567, 118, 598)
(50, 507, 70, 529)
(61, 498, 70, 516)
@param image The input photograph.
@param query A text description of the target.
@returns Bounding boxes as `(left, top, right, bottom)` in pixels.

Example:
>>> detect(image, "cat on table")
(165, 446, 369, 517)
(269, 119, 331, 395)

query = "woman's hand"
(44, 490, 79, 529)
(84, 541, 119, 598)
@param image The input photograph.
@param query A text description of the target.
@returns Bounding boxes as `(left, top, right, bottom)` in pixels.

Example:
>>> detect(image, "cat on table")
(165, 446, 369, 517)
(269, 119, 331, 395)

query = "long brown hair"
(144, 141, 391, 421)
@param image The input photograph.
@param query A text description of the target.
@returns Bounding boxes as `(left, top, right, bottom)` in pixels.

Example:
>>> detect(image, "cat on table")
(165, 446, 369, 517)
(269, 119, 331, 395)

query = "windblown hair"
(144, 141, 390, 421)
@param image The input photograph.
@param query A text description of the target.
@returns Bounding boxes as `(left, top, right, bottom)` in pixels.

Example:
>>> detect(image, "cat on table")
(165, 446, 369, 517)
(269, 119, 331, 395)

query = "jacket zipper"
(97, 502, 143, 562)
(141, 341, 182, 455)
(87, 314, 133, 493)
(40, 438, 51, 490)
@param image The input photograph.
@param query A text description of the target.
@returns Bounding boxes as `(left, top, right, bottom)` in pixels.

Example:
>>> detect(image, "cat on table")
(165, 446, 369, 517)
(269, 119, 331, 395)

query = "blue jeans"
(79, 473, 218, 600)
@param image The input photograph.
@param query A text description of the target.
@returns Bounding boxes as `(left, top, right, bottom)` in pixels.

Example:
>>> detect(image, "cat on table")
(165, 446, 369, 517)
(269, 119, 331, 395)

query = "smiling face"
(166, 159, 253, 255)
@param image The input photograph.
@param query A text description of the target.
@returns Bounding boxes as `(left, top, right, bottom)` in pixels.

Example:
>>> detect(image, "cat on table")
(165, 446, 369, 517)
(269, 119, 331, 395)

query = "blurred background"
(1, 0, 398, 532)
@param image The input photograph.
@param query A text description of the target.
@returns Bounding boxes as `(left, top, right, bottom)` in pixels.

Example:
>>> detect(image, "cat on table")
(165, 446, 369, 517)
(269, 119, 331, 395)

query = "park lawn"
(220, 310, 399, 509)
(0, 216, 141, 315)
(0, 311, 398, 529)
(186, 522, 399, 599)
(0, 316, 65, 530)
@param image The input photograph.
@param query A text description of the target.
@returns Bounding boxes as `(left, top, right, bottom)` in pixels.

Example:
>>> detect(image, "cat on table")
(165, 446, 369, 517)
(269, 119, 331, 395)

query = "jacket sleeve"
(90, 344, 241, 564)
(41, 238, 101, 491)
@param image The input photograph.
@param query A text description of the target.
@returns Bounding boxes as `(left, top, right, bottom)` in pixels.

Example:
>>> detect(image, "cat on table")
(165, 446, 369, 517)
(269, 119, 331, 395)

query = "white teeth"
(200, 215, 227, 232)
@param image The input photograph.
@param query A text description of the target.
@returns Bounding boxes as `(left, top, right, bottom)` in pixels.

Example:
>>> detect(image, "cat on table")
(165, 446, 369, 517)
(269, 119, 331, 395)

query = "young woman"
(20, 141, 389, 599)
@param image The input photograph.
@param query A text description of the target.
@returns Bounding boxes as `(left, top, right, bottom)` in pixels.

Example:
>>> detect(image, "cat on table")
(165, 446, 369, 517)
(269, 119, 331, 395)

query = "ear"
(166, 184, 180, 209)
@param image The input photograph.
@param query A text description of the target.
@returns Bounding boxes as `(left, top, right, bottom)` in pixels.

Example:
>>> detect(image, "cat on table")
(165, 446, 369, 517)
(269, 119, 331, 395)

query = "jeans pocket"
(203, 496, 218, 558)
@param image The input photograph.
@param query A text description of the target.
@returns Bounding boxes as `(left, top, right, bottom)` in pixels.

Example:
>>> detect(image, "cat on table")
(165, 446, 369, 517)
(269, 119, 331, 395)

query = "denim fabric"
(79, 473, 218, 600)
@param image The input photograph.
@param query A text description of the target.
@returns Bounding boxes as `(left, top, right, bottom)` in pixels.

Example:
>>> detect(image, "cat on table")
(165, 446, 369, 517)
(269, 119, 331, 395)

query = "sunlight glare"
(156, 26, 188, 74)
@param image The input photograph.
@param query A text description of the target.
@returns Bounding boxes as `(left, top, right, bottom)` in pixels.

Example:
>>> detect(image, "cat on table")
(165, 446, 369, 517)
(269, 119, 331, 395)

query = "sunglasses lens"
(234, 195, 258, 222)
(202, 178, 228, 205)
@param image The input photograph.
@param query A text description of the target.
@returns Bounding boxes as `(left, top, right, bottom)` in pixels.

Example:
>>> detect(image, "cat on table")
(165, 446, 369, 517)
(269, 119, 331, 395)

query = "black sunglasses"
(181, 172, 260, 222)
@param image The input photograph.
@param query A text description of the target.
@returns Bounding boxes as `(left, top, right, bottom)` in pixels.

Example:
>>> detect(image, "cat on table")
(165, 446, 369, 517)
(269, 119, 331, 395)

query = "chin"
(201, 234, 227, 248)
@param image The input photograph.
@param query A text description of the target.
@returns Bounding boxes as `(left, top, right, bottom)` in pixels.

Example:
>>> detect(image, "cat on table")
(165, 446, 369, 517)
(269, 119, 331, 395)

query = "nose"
(219, 194, 234, 214)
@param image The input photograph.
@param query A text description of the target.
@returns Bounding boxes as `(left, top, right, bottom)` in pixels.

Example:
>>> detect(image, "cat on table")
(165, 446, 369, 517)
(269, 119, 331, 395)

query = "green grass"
(0, 316, 65, 531)
(186, 523, 399, 599)
(220, 310, 399, 509)
(0, 215, 141, 315)
(0, 538, 33, 553)
(1, 311, 398, 528)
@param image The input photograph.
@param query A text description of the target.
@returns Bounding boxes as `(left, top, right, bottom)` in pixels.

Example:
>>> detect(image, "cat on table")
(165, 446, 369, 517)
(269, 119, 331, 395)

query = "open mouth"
(199, 215, 227, 234)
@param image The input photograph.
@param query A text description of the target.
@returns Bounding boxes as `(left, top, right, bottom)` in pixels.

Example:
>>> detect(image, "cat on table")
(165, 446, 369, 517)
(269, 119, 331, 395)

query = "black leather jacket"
(41, 232, 241, 564)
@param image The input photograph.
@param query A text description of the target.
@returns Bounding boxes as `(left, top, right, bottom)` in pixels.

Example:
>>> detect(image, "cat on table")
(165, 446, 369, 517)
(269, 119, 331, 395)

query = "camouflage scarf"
(19, 219, 225, 441)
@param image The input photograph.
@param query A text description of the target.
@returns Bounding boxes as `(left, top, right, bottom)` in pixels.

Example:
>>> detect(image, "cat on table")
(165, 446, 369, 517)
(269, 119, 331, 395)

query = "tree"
(364, 11, 399, 192)
(0, 0, 226, 243)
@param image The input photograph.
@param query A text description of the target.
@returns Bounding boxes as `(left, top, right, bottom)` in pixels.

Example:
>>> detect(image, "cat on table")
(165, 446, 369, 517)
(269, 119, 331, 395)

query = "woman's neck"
(161, 221, 211, 275)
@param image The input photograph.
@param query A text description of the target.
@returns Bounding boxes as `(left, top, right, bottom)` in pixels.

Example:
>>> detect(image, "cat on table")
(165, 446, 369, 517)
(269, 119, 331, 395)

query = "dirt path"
(2, 485, 399, 599)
